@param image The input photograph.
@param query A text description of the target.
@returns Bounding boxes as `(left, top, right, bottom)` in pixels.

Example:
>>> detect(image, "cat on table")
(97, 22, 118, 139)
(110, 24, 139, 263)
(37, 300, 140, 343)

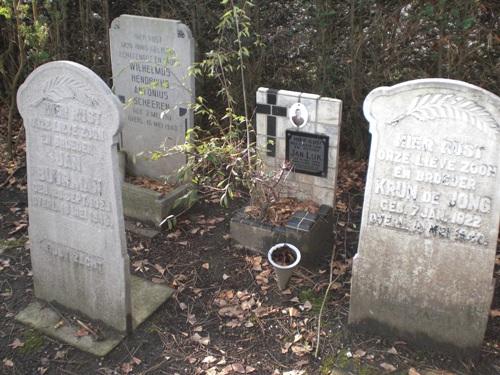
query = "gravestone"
(110, 15, 195, 179)
(255, 88, 342, 206)
(349, 79, 500, 355)
(16, 61, 172, 356)
(230, 89, 342, 264)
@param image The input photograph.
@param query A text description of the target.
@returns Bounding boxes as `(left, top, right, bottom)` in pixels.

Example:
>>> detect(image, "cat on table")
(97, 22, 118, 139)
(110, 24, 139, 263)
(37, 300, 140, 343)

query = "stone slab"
(230, 206, 333, 266)
(125, 220, 160, 239)
(130, 275, 174, 329)
(17, 61, 131, 332)
(16, 301, 124, 357)
(122, 181, 192, 227)
(110, 15, 195, 180)
(349, 78, 500, 356)
(15, 276, 173, 356)
(255, 88, 342, 207)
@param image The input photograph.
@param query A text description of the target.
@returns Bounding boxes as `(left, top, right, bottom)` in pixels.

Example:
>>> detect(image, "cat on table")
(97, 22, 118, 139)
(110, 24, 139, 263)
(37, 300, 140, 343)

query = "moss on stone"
(21, 330, 45, 353)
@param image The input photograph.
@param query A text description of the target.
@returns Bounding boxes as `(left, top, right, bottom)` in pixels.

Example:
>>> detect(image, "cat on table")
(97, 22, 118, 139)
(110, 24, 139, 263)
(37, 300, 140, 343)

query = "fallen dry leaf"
(283, 370, 305, 375)
(284, 307, 301, 317)
(231, 363, 246, 373)
(193, 325, 203, 332)
(293, 333, 303, 343)
(191, 333, 210, 346)
(282, 342, 293, 354)
(408, 368, 422, 375)
(380, 362, 397, 372)
(353, 349, 366, 358)
(387, 346, 398, 355)
(74, 327, 89, 337)
(291, 343, 312, 356)
(121, 362, 133, 374)
(54, 350, 67, 360)
(167, 230, 182, 240)
(8, 338, 24, 349)
(302, 301, 312, 311)
(202, 355, 217, 364)
(3, 358, 14, 368)
(187, 313, 197, 325)
(202, 262, 210, 270)
(490, 309, 500, 318)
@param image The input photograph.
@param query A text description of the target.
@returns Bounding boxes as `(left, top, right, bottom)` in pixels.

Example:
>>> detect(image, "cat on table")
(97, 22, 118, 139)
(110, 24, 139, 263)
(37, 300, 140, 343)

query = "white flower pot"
(267, 243, 301, 290)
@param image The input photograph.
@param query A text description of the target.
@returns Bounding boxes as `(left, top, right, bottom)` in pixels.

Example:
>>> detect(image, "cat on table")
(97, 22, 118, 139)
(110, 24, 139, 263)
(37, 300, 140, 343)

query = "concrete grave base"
(230, 205, 334, 267)
(16, 276, 173, 356)
(122, 182, 193, 228)
(125, 220, 160, 239)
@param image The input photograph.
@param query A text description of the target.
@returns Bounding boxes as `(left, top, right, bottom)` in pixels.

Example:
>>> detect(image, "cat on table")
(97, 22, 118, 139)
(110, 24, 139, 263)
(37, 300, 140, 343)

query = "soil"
(244, 197, 319, 226)
(125, 175, 176, 195)
(0, 158, 499, 375)
(270, 246, 297, 267)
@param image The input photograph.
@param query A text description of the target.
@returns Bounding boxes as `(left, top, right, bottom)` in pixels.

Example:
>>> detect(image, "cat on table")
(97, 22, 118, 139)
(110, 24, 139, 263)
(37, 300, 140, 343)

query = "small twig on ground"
(0, 163, 25, 188)
(314, 242, 339, 358)
(75, 319, 99, 339)
(47, 302, 74, 329)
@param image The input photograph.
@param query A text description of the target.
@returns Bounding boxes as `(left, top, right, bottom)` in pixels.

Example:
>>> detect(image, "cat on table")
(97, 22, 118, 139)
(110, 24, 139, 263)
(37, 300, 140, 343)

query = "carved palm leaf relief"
(387, 93, 498, 133)
(30, 76, 99, 108)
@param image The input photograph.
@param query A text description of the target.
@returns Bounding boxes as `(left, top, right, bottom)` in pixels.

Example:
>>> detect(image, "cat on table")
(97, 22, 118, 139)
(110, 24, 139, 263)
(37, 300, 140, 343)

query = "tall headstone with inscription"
(349, 79, 500, 355)
(110, 15, 194, 179)
(16, 61, 172, 356)
(255, 88, 342, 206)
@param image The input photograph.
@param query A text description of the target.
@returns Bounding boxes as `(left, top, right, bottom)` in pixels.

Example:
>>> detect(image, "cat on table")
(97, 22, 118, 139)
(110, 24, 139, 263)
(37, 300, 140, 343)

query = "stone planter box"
(122, 182, 192, 228)
(118, 149, 193, 228)
(230, 205, 334, 267)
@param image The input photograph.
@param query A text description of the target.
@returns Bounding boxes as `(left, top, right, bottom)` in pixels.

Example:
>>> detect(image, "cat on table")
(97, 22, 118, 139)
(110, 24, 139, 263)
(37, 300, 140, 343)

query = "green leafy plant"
(152, 0, 262, 207)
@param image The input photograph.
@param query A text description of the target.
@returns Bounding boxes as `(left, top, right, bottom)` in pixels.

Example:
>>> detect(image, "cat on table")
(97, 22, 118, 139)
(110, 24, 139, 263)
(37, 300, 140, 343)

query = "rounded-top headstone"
(349, 78, 500, 356)
(17, 61, 131, 332)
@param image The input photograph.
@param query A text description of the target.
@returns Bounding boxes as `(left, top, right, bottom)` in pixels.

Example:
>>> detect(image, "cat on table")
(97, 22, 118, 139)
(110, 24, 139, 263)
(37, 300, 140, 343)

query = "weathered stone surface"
(110, 15, 195, 179)
(349, 79, 500, 355)
(16, 301, 124, 357)
(130, 275, 174, 329)
(122, 181, 191, 227)
(255, 88, 342, 207)
(230, 205, 333, 266)
(17, 61, 131, 332)
(15, 276, 173, 356)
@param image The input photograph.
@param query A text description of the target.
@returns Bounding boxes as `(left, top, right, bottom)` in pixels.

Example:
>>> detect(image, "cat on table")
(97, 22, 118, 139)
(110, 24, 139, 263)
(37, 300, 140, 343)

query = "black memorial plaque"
(286, 131, 329, 177)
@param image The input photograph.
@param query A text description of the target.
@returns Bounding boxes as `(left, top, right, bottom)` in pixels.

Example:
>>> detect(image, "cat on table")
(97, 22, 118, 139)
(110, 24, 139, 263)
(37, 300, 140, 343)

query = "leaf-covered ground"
(0, 152, 499, 374)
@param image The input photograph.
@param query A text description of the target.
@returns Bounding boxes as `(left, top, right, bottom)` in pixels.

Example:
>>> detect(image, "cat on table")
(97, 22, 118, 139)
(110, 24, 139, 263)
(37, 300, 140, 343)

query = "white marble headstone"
(110, 15, 195, 180)
(349, 79, 500, 355)
(255, 88, 342, 207)
(17, 61, 131, 332)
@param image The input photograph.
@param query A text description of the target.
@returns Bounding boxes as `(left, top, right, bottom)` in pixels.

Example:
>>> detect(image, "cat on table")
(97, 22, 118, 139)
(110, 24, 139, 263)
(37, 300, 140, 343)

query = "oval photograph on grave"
(289, 102, 308, 128)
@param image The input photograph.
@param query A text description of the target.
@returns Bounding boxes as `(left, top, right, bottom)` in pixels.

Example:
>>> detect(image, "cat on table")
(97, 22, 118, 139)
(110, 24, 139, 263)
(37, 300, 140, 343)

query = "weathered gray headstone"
(16, 62, 173, 357)
(17, 61, 131, 332)
(255, 88, 342, 207)
(110, 15, 194, 179)
(349, 79, 500, 355)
